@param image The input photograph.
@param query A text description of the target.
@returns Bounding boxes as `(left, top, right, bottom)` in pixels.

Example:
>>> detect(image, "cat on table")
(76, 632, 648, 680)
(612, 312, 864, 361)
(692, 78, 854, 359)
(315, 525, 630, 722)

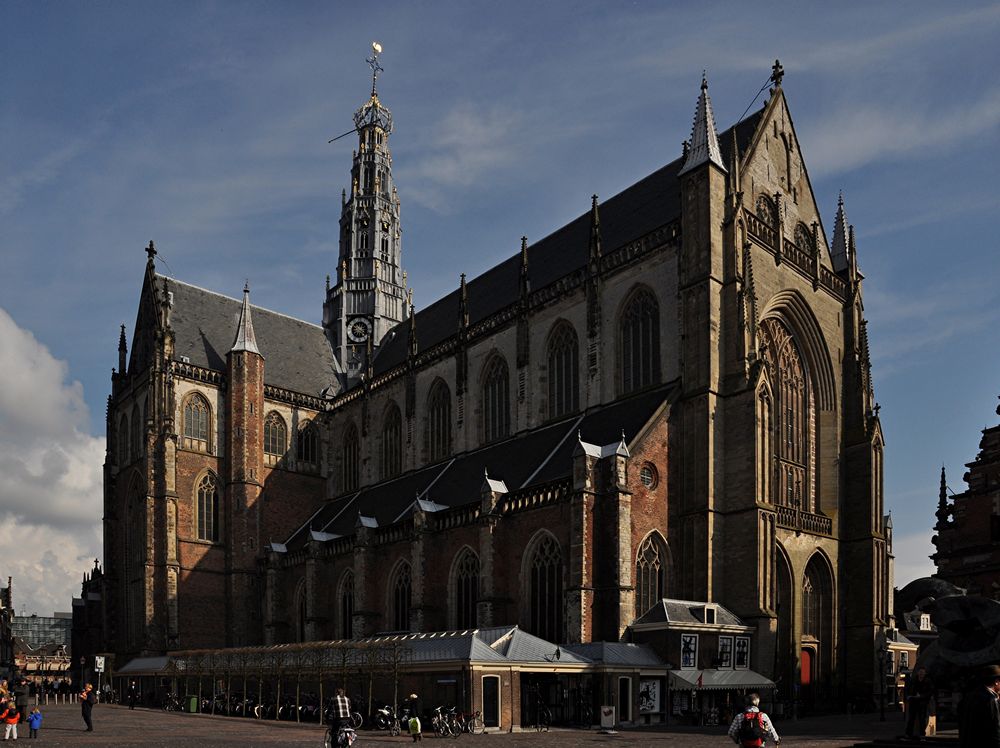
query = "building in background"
(103, 54, 889, 716)
(932, 399, 1000, 594)
(0, 578, 12, 679)
(11, 612, 72, 650)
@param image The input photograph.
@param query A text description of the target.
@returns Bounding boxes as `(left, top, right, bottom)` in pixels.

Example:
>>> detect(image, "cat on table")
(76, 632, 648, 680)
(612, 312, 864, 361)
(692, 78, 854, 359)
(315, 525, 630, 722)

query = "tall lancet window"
(264, 411, 287, 463)
(342, 423, 360, 492)
(759, 318, 815, 512)
(481, 355, 510, 443)
(547, 322, 579, 419)
(381, 403, 402, 480)
(635, 534, 667, 618)
(527, 534, 563, 643)
(391, 562, 412, 632)
(619, 288, 660, 394)
(196, 473, 219, 542)
(451, 549, 480, 630)
(339, 572, 355, 639)
(426, 380, 452, 462)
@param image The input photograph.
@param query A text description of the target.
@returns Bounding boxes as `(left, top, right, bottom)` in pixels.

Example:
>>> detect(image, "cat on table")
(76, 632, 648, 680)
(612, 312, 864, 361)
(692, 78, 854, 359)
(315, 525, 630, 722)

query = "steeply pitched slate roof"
(563, 642, 666, 667)
(371, 110, 766, 378)
(633, 598, 745, 627)
(282, 384, 673, 550)
(159, 275, 338, 397)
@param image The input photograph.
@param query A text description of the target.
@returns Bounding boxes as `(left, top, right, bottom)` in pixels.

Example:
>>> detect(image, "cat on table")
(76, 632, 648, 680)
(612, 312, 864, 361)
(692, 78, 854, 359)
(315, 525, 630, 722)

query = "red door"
(800, 649, 812, 686)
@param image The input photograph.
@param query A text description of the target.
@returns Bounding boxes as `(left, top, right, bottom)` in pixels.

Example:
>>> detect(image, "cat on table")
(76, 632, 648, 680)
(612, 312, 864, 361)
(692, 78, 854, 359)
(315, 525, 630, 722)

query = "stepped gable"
(161, 275, 337, 396)
(371, 109, 765, 378)
(282, 384, 673, 551)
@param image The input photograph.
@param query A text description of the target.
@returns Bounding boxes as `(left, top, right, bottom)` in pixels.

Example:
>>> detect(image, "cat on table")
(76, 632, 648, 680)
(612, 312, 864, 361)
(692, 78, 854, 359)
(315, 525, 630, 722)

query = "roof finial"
(145, 240, 156, 264)
(458, 273, 469, 330)
(771, 59, 784, 88)
(589, 196, 602, 262)
(367, 41, 384, 96)
(679, 74, 727, 176)
(230, 282, 261, 356)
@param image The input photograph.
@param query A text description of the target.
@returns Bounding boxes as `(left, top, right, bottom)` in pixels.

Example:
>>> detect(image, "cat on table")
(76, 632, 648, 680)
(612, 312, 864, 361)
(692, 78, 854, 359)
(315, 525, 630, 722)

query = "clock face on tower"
(347, 317, 372, 343)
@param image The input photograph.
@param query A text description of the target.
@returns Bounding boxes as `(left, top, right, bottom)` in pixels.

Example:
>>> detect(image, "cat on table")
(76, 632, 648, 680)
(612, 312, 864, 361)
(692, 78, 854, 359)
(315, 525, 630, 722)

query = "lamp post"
(876, 639, 888, 722)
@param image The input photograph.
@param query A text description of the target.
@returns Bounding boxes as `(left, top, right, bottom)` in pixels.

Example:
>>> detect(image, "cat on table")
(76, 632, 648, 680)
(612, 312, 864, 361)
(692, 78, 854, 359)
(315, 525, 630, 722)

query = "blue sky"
(2, 1, 999, 614)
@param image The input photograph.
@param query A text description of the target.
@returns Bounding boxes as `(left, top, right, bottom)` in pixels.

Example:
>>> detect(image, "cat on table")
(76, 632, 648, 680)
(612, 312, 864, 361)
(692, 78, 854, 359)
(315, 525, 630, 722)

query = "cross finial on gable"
(771, 59, 784, 88)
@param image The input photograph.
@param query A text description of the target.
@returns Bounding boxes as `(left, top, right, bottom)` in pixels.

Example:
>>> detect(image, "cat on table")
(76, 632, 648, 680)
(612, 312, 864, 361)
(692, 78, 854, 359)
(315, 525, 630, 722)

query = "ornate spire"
(935, 465, 952, 531)
(679, 74, 727, 176)
(588, 195, 602, 264)
(145, 240, 156, 266)
(231, 283, 261, 355)
(407, 303, 418, 359)
(118, 324, 128, 375)
(458, 273, 469, 329)
(519, 236, 530, 299)
(831, 192, 850, 273)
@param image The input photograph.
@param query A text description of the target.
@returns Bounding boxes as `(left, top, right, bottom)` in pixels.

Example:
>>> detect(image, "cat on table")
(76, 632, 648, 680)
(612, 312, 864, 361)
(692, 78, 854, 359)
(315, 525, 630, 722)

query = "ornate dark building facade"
(102, 58, 889, 704)
(933, 398, 1000, 594)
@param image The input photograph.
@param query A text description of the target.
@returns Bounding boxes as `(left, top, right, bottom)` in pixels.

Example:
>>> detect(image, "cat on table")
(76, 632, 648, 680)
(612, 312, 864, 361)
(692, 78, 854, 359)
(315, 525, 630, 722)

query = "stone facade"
(102, 64, 889, 705)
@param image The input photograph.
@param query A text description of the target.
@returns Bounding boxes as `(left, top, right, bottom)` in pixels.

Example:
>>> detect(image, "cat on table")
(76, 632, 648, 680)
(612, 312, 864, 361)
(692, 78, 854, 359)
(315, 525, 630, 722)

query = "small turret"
(407, 303, 418, 360)
(588, 196, 602, 266)
(678, 74, 727, 176)
(519, 236, 530, 299)
(458, 273, 469, 330)
(231, 283, 262, 356)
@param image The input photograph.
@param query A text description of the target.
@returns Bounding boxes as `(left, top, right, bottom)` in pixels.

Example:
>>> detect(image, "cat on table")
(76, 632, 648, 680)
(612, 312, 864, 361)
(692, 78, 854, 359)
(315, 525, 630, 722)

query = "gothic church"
(104, 56, 889, 702)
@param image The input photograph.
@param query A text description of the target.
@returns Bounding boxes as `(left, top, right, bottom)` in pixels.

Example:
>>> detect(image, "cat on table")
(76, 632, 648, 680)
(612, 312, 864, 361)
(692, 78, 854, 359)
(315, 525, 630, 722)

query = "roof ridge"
(159, 275, 324, 330)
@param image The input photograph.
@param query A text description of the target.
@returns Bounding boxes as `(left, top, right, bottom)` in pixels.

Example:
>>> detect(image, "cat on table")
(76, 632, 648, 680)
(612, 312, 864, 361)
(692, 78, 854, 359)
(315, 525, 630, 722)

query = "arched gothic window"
(339, 572, 355, 639)
(294, 580, 307, 643)
(182, 393, 211, 452)
(482, 356, 510, 443)
(124, 484, 146, 649)
(342, 423, 359, 493)
(119, 415, 130, 465)
(452, 550, 480, 630)
(528, 534, 563, 642)
(391, 562, 412, 632)
(759, 318, 815, 512)
(130, 405, 142, 459)
(620, 288, 661, 394)
(547, 323, 579, 419)
(756, 195, 777, 226)
(264, 412, 287, 461)
(802, 555, 834, 693)
(297, 423, 319, 469)
(635, 534, 667, 618)
(381, 403, 402, 480)
(196, 473, 219, 542)
(794, 223, 815, 254)
(426, 380, 452, 462)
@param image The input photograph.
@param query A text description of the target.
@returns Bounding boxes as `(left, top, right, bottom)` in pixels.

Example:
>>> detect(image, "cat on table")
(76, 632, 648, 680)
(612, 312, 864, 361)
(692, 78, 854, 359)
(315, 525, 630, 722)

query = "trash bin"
(187, 695, 199, 713)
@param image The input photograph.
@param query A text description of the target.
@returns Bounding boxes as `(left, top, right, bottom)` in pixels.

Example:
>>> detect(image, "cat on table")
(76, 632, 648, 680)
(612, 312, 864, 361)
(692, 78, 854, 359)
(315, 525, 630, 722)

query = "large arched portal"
(801, 554, 834, 706)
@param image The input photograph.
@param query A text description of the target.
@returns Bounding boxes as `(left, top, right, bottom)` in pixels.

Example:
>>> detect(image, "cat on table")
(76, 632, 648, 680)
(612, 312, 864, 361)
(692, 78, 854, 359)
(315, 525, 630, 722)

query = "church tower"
(324, 43, 409, 383)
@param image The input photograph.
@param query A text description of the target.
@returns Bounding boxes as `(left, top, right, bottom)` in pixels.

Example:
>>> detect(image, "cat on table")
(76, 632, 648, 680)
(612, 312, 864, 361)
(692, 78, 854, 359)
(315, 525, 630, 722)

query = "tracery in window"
(182, 393, 211, 452)
(196, 473, 219, 542)
(756, 195, 777, 226)
(620, 288, 661, 394)
(527, 534, 563, 642)
(380, 403, 402, 480)
(339, 571, 355, 639)
(452, 549, 480, 630)
(264, 411, 287, 463)
(482, 355, 510, 443)
(119, 415, 130, 465)
(426, 380, 452, 462)
(794, 223, 814, 254)
(297, 422, 319, 469)
(547, 322, 579, 419)
(635, 533, 666, 617)
(759, 318, 815, 512)
(391, 562, 412, 632)
(342, 422, 360, 492)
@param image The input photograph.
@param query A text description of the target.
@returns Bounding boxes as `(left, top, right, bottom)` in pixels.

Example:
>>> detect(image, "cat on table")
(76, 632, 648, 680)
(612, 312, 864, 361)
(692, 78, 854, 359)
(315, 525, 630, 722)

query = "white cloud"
(0, 306, 104, 614)
(892, 530, 937, 591)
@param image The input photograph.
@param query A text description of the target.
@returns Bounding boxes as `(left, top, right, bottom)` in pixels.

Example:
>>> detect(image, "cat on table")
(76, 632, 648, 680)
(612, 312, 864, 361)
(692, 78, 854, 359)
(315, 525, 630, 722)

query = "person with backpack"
(727, 693, 780, 747)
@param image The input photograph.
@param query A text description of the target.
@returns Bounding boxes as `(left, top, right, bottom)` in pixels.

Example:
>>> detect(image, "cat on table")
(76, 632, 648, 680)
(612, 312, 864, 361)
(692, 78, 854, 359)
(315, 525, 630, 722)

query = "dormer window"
(919, 614, 931, 631)
(704, 605, 717, 625)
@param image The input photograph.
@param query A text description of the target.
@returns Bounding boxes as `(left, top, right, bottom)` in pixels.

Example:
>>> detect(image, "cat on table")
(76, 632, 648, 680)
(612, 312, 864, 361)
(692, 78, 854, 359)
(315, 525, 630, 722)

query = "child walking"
(26, 708, 41, 739)
(2, 696, 20, 740)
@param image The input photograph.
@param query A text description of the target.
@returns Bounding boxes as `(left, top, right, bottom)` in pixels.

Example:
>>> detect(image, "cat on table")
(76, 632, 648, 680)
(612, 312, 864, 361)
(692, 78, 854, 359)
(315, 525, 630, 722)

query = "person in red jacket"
(2, 696, 20, 740)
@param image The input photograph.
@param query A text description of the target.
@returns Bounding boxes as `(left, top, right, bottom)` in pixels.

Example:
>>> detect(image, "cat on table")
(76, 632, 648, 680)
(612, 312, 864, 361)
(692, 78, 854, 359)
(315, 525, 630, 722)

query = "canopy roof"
(669, 668, 776, 691)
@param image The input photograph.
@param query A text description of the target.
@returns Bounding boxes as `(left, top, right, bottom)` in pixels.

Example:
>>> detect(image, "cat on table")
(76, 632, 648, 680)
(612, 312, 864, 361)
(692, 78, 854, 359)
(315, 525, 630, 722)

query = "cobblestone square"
(14, 702, 928, 747)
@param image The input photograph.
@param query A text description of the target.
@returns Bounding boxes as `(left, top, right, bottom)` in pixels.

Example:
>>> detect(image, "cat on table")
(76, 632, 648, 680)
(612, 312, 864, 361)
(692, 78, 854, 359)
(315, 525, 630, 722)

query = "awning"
(116, 656, 171, 675)
(669, 669, 776, 691)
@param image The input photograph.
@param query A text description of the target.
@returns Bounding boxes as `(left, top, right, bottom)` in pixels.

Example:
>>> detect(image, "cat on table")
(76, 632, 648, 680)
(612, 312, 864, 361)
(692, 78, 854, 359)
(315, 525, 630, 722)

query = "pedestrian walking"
(13, 680, 28, 724)
(127, 680, 139, 710)
(79, 684, 95, 732)
(905, 666, 935, 739)
(330, 688, 352, 731)
(1, 696, 20, 741)
(959, 664, 1000, 748)
(727, 693, 780, 747)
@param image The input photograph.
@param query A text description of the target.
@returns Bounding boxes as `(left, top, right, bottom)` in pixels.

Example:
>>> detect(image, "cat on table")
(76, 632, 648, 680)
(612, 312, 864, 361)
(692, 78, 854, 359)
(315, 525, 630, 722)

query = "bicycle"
(161, 693, 182, 712)
(535, 703, 551, 732)
(431, 705, 452, 737)
(465, 710, 485, 734)
(324, 724, 357, 748)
